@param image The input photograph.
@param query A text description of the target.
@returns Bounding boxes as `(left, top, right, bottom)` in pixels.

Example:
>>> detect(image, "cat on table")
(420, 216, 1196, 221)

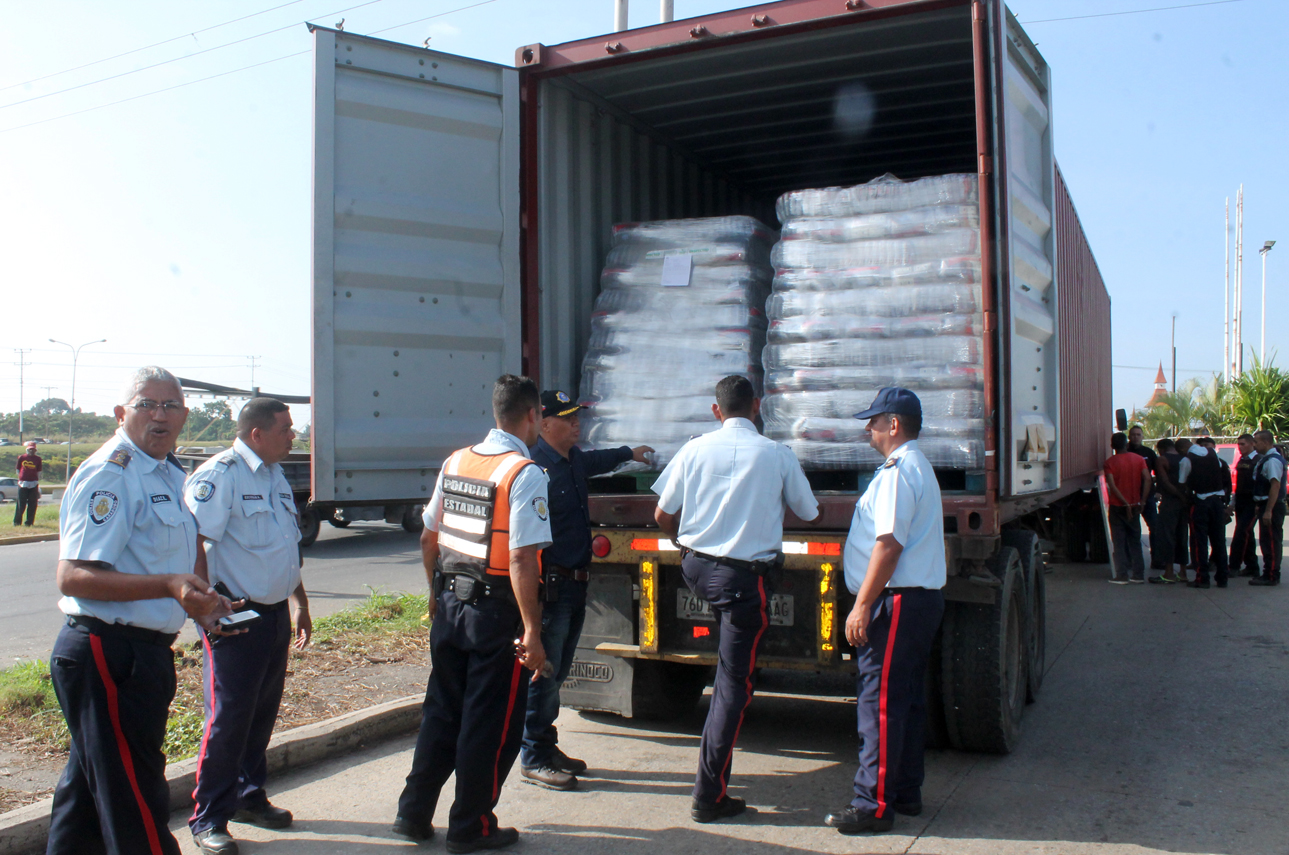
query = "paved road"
(163, 558, 1289, 855)
(0, 523, 427, 664)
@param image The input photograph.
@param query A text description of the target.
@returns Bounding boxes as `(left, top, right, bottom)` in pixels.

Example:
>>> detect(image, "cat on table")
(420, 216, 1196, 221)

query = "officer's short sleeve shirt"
(184, 438, 302, 603)
(652, 418, 819, 562)
(422, 428, 551, 551)
(58, 430, 195, 633)
(844, 440, 946, 594)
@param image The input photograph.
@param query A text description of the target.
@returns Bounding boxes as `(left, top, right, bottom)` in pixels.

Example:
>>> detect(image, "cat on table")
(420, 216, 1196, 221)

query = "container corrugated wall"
(1054, 164, 1111, 484)
(535, 81, 768, 392)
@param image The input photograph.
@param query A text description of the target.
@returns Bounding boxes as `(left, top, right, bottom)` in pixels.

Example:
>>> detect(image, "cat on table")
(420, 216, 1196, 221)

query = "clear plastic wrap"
(766, 173, 985, 473)
(578, 216, 775, 470)
(776, 173, 979, 221)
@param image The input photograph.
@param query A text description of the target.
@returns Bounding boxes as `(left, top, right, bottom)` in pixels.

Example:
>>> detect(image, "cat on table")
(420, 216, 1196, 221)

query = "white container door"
(310, 28, 521, 505)
(995, 6, 1058, 496)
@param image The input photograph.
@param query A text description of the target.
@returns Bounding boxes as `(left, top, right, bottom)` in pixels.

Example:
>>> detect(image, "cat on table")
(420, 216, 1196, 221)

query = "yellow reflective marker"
(640, 559, 658, 653)
(818, 562, 836, 662)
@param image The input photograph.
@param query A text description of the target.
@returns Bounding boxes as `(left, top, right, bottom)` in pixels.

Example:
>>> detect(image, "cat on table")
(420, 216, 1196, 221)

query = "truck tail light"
(591, 535, 611, 558)
(630, 538, 679, 551)
(781, 541, 842, 556)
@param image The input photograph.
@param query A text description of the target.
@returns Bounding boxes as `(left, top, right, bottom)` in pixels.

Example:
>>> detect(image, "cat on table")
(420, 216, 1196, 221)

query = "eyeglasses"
(126, 400, 187, 414)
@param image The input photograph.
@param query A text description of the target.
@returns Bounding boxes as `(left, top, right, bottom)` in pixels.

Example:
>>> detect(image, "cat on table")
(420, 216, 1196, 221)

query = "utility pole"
(614, 0, 628, 31)
(13, 349, 31, 443)
(1262, 240, 1277, 365)
(248, 355, 261, 392)
(49, 338, 106, 483)
(1171, 314, 1177, 394)
(1236, 185, 1244, 375)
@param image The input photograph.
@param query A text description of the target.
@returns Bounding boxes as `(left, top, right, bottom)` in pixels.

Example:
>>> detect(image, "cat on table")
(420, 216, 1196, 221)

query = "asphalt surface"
(160, 557, 1289, 855)
(0, 522, 427, 664)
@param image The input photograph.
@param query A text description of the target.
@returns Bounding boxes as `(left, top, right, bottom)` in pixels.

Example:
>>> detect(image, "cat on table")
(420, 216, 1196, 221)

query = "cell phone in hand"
(218, 609, 262, 629)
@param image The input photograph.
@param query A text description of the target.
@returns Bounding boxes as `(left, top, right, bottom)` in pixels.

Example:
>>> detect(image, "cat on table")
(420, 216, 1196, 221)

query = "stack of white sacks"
(578, 216, 776, 468)
(761, 173, 987, 470)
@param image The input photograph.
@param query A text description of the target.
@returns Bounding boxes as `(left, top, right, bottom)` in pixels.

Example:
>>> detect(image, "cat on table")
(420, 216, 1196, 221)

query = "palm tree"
(1230, 355, 1289, 435)
(1193, 377, 1236, 436)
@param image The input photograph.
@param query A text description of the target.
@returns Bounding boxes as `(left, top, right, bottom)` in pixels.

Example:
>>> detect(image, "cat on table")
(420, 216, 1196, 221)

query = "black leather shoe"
(552, 747, 588, 775)
(692, 796, 747, 823)
(893, 800, 923, 816)
(392, 815, 434, 841)
(824, 806, 895, 834)
(232, 802, 293, 829)
(1250, 576, 1277, 586)
(521, 764, 577, 791)
(193, 827, 239, 855)
(1187, 579, 1211, 589)
(446, 827, 520, 853)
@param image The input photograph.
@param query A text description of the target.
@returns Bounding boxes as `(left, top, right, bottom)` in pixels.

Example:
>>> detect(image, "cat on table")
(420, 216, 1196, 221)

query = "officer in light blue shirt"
(826, 387, 946, 836)
(653, 374, 819, 824)
(184, 397, 310, 852)
(48, 366, 235, 855)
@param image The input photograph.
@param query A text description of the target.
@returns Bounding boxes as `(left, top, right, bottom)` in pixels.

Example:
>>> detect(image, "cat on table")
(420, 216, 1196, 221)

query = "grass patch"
(0, 589, 430, 768)
(0, 503, 60, 538)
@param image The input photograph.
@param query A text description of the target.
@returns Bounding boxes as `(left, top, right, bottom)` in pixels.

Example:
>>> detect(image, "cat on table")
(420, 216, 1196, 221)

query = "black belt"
(683, 548, 783, 576)
(547, 563, 590, 582)
(881, 586, 936, 595)
(67, 615, 178, 647)
(242, 599, 288, 614)
(446, 574, 515, 604)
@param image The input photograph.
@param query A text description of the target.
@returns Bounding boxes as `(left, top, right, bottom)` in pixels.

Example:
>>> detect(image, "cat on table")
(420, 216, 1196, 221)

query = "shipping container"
(307, 0, 1112, 752)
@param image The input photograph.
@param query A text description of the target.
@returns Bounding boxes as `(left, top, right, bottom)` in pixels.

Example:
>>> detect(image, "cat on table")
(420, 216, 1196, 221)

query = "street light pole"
(49, 338, 106, 483)
(1171, 314, 1177, 394)
(1261, 240, 1276, 365)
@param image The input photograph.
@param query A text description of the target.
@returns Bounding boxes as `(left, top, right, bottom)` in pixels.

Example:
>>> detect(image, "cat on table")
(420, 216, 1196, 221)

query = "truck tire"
(299, 507, 321, 547)
(1001, 529, 1046, 702)
(923, 626, 949, 750)
(402, 505, 425, 534)
(941, 546, 1028, 753)
(630, 660, 709, 721)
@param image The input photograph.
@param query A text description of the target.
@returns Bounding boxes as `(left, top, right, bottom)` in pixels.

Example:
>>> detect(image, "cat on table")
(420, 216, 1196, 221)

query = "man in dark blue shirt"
(520, 390, 652, 790)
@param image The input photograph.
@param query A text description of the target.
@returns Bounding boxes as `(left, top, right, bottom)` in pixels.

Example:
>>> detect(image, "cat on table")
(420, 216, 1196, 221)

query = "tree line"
(0, 398, 239, 443)
(1132, 358, 1289, 438)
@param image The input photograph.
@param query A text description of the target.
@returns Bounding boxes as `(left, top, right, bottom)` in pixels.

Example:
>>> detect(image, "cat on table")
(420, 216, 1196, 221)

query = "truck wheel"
(630, 660, 709, 720)
(402, 505, 425, 534)
(923, 626, 949, 750)
(1002, 529, 1046, 702)
(299, 507, 321, 547)
(941, 546, 1028, 753)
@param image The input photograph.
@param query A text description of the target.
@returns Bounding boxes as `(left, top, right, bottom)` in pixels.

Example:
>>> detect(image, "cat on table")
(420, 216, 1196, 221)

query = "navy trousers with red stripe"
(852, 588, 945, 818)
(190, 605, 292, 834)
(1230, 503, 1261, 575)
(398, 591, 529, 842)
(681, 553, 772, 805)
(1257, 500, 1285, 583)
(47, 622, 181, 855)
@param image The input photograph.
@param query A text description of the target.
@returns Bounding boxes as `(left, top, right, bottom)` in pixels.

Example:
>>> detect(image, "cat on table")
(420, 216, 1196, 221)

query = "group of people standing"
(1103, 426, 1285, 588)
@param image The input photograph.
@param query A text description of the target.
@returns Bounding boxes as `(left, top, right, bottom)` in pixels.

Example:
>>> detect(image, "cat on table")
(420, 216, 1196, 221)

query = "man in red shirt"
(1104, 432, 1151, 584)
(14, 441, 42, 527)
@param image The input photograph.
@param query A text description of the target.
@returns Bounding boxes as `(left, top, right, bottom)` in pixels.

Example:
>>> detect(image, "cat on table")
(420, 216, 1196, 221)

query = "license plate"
(675, 590, 794, 627)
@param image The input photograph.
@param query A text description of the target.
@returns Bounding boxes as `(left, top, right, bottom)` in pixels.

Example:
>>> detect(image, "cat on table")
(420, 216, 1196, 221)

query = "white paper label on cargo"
(661, 253, 692, 287)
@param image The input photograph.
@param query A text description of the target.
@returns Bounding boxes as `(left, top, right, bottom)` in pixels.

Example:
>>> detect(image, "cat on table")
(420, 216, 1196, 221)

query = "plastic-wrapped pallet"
(579, 216, 776, 469)
(763, 173, 986, 471)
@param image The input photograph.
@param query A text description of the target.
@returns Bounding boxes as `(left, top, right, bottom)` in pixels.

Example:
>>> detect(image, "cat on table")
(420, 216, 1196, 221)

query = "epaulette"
(105, 445, 132, 468)
(881, 456, 900, 470)
(213, 449, 239, 468)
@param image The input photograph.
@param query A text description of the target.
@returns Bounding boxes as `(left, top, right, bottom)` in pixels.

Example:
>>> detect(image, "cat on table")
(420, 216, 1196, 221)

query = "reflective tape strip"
(487, 453, 530, 485)
(442, 512, 487, 536)
(441, 531, 488, 559)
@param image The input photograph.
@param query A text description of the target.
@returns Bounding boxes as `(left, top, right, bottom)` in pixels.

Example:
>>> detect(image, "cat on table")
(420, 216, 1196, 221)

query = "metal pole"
(14, 349, 30, 443)
(614, 0, 628, 31)
(1236, 185, 1244, 375)
(1224, 198, 1230, 382)
(1171, 314, 1177, 394)
(49, 338, 105, 483)
(1263, 242, 1276, 365)
(660, 0, 673, 22)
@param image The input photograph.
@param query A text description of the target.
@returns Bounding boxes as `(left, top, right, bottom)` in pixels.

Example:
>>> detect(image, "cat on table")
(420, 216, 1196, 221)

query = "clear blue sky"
(1, 0, 1284, 426)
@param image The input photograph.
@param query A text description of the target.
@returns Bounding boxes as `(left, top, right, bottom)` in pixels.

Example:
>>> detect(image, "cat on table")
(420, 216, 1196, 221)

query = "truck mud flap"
(564, 566, 635, 717)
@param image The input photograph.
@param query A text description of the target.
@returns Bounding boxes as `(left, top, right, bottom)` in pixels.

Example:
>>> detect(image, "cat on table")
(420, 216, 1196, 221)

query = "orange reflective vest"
(437, 446, 537, 580)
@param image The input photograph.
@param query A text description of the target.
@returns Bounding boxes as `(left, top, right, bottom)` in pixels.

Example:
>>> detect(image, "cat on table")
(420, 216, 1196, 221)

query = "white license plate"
(675, 590, 794, 627)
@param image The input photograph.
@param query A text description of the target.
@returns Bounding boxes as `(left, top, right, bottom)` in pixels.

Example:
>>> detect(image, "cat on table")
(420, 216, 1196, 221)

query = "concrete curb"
(0, 534, 58, 546)
(0, 694, 423, 855)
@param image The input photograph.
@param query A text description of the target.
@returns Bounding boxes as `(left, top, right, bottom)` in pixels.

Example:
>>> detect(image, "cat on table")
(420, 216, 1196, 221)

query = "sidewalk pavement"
(167, 559, 1289, 855)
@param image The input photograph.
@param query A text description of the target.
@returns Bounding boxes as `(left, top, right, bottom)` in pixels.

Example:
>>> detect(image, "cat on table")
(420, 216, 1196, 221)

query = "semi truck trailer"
(306, 0, 1112, 753)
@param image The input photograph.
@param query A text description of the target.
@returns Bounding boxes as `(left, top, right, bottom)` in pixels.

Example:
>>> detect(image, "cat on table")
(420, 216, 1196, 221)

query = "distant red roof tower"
(1147, 363, 1168, 407)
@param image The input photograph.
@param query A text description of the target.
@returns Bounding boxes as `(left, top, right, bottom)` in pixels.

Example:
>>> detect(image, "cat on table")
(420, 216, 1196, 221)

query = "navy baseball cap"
(854, 387, 923, 420)
(541, 390, 585, 419)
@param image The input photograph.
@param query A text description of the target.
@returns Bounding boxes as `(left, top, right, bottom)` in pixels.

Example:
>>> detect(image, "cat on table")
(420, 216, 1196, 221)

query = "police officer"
(520, 390, 652, 790)
(183, 397, 310, 855)
(825, 388, 945, 835)
(1249, 430, 1284, 587)
(652, 374, 819, 823)
(1178, 436, 1231, 589)
(47, 366, 234, 855)
(1228, 434, 1261, 578)
(394, 375, 549, 853)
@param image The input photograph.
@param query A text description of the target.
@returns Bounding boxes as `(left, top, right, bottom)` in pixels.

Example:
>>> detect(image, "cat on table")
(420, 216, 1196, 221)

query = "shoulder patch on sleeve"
(105, 446, 132, 468)
(193, 480, 217, 502)
(532, 496, 549, 521)
(89, 490, 120, 525)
